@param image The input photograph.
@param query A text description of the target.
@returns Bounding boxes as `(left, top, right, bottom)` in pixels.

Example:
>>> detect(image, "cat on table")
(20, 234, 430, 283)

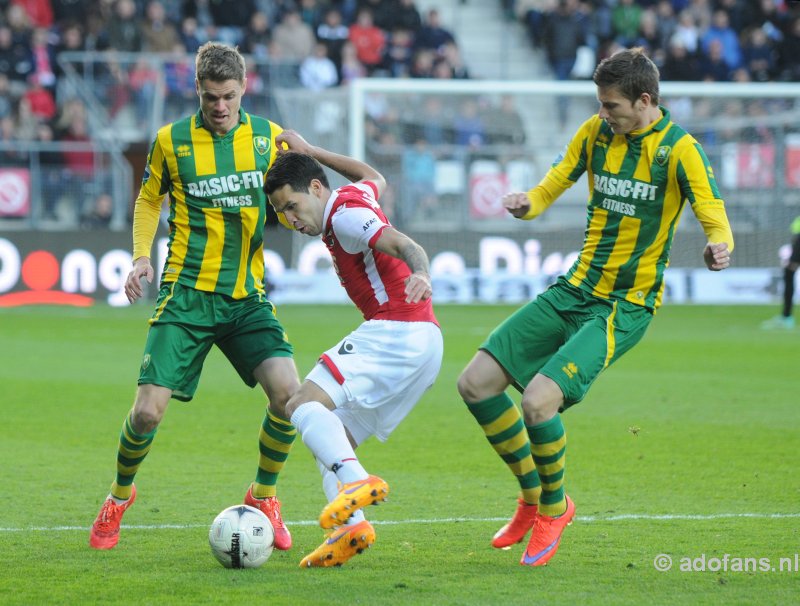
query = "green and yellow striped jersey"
(547, 108, 727, 310)
(139, 108, 282, 299)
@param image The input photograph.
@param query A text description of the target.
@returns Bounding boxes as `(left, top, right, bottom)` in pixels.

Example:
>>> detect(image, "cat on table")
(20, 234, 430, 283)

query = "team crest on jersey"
(176, 144, 191, 158)
(253, 136, 270, 155)
(655, 146, 671, 166)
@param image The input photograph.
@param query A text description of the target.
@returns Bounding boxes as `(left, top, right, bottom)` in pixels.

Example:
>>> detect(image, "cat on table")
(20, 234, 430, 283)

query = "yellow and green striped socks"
(111, 410, 156, 500)
(466, 393, 541, 505)
(251, 411, 297, 498)
(527, 414, 567, 517)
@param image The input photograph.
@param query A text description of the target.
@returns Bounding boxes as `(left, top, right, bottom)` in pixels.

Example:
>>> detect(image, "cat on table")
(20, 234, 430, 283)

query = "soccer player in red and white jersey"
(265, 130, 443, 568)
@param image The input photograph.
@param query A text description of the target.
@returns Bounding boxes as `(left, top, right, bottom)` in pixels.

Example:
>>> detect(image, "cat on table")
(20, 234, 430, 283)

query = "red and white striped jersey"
(322, 181, 437, 324)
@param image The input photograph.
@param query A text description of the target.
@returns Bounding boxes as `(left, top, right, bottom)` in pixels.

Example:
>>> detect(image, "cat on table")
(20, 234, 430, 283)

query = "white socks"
(291, 401, 368, 484)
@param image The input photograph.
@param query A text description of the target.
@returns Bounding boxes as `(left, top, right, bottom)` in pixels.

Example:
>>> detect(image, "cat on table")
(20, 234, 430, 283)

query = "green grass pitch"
(0, 303, 797, 605)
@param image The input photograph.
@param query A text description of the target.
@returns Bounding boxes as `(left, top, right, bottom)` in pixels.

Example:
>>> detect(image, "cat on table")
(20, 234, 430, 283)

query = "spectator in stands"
(272, 7, 316, 62)
(141, 1, 182, 53)
(698, 37, 731, 81)
(409, 47, 435, 78)
(339, 40, 367, 84)
(300, 41, 339, 90)
(107, 0, 143, 53)
(58, 101, 96, 222)
(207, 0, 255, 46)
(747, 0, 788, 44)
(742, 26, 776, 83)
(672, 9, 700, 54)
(654, 0, 678, 52)
(179, 17, 204, 54)
(542, 0, 586, 127)
(701, 9, 742, 72)
(0, 24, 34, 90)
(632, 9, 662, 60)
(415, 9, 455, 53)
(660, 37, 700, 81)
(777, 17, 800, 81)
(399, 137, 436, 227)
(298, 0, 323, 29)
(516, 0, 556, 48)
(34, 121, 65, 222)
(129, 58, 159, 128)
(0, 74, 13, 120)
(164, 45, 197, 120)
(384, 28, 415, 78)
(0, 115, 27, 167)
(441, 41, 470, 79)
(357, 0, 395, 31)
(29, 26, 57, 93)
(51, 0, 89, 27)
(685, 0, 712, 33)
(452, 98, 486, 149)
(81, 192, 113, 230)
(611, 0, 642, 47)
(348, 8, 386, 75)
(10, 0, 54, 29)
(22, 73, 56, 121)
(392, 0, 423, 34)
(316, 7, 350, 73)
(241, 11, 272, 60)
(483, 94, 526, 146)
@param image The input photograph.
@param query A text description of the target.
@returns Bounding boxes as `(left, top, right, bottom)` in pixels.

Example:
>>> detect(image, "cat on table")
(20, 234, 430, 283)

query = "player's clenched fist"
(503, 192, 531, 219)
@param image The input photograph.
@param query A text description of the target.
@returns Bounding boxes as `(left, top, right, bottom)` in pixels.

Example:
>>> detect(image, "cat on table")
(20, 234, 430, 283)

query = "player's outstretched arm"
(703, 242, 731, 271)
(374, 227, 432, 303)
(276, 130, 387, 196)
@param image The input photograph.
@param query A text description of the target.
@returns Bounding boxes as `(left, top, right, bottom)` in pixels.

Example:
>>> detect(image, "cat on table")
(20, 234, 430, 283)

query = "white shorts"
(306, 320, 443, 444)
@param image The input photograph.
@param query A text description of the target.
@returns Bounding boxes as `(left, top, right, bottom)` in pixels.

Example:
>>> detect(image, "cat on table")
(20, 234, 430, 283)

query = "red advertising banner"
(0, 168, 31, 217)
(469, 172, 509, 219)
(786, 135, 800, 188)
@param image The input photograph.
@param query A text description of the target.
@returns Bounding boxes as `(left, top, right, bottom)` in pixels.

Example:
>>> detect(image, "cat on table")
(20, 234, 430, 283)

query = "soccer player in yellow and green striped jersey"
(458, 47, 734, 568)
(90, 42, 301, 553)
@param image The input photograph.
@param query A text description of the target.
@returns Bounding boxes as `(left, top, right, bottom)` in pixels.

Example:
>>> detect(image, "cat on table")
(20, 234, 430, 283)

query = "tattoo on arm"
(398, 240, 430, 275)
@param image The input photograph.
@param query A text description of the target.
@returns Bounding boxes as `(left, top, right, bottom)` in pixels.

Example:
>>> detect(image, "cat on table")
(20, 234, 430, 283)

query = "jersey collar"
(194, 107, 248, 131)
(627, 106, 671, 140)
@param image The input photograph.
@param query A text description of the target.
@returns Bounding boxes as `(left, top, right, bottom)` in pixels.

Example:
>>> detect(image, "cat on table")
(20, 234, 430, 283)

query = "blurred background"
(0, 0, 798, 306)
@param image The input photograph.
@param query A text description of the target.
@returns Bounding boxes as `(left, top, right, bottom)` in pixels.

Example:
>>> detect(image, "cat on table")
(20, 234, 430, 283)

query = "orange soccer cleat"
(300, 520, 376, 568)
(89, 484, 137, 550)
(318, 475, 389, 529)
(245, 486, 292, 551)
(491, 498, 538, 549)
(519, 496, 575, 567)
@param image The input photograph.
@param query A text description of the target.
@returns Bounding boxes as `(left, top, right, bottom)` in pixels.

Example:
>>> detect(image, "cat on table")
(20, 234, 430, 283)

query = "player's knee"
(130, 406, 161, 434)
(456, 369, 482, 403)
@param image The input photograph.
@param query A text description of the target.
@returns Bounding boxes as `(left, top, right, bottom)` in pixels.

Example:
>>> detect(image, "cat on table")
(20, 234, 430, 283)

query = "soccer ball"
(208, 504, 275, 569)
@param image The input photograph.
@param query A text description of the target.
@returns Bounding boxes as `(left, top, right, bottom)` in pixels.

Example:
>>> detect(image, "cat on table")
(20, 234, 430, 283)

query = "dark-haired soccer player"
(89, 42, 300, 551)
(265, 130, 443, 568)
(457, 47, 734, 567)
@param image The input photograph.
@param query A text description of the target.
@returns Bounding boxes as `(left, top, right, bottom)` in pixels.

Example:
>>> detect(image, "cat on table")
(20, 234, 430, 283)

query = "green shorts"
(481, 278, 653, 409)
(139, 282, 294, 401)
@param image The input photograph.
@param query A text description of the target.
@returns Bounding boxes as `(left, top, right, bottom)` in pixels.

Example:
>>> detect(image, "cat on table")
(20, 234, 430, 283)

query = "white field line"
(1, 512, 800, 533)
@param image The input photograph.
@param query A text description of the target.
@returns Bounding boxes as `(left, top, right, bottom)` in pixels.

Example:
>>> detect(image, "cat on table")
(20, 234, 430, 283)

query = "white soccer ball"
(208, 504, 275, 569)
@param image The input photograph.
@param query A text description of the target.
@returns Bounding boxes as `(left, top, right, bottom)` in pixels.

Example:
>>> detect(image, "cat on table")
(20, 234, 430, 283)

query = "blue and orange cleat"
(245, 486, 292, 551)
(300, 520, 376, 568)
(319, 475, 388, 530)
(520, 496, 575, 567)
(492, 498, 538, 549)
(89, 484, 137, 550)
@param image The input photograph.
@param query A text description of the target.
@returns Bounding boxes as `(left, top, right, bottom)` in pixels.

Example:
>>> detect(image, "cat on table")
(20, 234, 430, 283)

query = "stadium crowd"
(2, 0, 800, 228)
(508, 0, 800, 84)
